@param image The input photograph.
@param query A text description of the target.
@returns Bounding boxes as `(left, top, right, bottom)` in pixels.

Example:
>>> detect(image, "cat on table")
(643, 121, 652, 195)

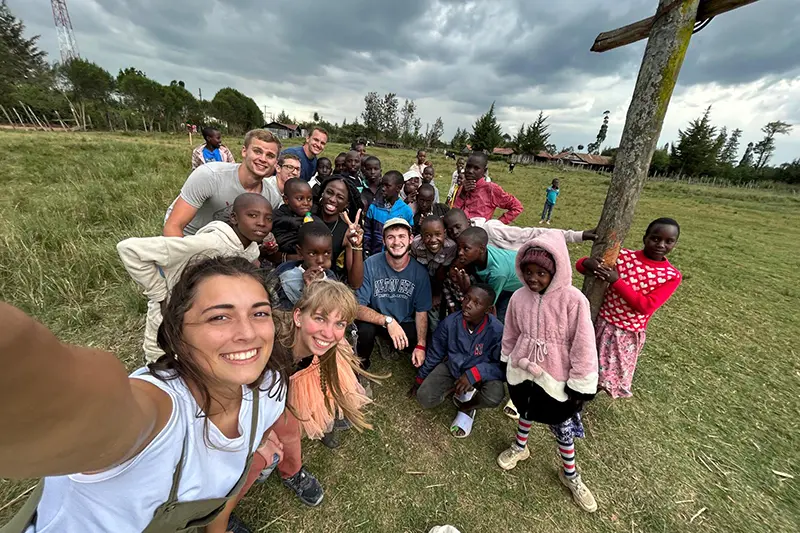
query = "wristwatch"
(383, 316, 394, 328)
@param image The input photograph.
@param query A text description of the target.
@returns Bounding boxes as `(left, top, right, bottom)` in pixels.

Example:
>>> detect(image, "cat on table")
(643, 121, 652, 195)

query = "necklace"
(325, 217, 340, 234)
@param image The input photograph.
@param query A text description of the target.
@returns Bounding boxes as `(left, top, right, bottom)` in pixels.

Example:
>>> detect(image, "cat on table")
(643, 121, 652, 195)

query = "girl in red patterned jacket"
(576, 218, 682, 399)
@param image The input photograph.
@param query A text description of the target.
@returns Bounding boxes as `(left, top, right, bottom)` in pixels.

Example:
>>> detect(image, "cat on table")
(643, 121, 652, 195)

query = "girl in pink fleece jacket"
(496, 232, 599, 513)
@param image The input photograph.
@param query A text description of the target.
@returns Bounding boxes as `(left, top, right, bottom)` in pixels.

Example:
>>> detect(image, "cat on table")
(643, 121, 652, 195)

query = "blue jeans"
(541, 201, 555, 221)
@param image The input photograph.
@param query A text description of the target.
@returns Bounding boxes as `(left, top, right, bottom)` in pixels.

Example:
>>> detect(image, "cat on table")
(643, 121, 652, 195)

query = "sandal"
(503, 399, 519, 420)
(450, 409, 476, 439)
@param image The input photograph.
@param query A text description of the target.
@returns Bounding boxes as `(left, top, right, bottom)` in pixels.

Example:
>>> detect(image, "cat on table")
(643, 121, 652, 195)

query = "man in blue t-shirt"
(355, 218, 432, 374)
(282, 127, 329, 182)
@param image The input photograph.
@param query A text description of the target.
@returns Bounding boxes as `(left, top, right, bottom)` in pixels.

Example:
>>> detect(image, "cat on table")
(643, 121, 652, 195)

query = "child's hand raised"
(302, 266, 325, 286)
(342, 209, 364, 249)
(582, 228, 598, 241)
(450, 267, 471, 293)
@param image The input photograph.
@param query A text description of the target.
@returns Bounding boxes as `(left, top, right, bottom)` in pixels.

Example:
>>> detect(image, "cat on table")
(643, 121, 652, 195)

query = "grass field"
(1, 130, 799, 533)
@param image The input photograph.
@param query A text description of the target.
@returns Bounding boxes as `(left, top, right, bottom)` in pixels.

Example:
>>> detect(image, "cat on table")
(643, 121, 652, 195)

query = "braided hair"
(313, 174, 362, 221)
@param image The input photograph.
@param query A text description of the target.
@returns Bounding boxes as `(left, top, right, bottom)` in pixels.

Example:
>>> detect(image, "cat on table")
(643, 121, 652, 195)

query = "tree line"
(1, 2, 262, 133)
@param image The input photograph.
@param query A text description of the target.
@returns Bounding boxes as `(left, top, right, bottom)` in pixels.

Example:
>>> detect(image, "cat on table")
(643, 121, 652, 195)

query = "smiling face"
(643, 224, 679, 261)
(521, 262, 553, 293)
(421, 219, 446, 254)
(242, 139, 279, 179)
(306, 129, 328, 156)
(320, 179, 349, 218)
(277, 158, 301, 192)
(230, 201, 273, 244)
(182, 274, 274, 387)
(206, 130, 222, 149)
(293, 307, 348, 357)
(384, 226, 411, 259)
(284, 181, 313, 216)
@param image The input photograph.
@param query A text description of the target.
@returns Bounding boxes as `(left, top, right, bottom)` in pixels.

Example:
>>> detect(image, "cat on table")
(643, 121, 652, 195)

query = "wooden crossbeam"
(591, 0, 760, 52)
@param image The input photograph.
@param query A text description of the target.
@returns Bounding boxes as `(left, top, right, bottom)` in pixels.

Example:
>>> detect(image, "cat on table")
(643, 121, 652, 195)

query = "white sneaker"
(559, 470, 597, 513)
(497, 445, 530, 470)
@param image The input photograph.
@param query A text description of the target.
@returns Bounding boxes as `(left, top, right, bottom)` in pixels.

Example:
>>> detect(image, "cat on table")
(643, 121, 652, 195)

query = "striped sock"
(558, 438, 577, 479)
(515, 418, 533, 449)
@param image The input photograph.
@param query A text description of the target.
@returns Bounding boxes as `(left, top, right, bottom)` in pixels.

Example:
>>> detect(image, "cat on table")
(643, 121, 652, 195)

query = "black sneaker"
(282, 466, 324, 506)
(320, 430, 340, 449)
(227, 513, 252, 533)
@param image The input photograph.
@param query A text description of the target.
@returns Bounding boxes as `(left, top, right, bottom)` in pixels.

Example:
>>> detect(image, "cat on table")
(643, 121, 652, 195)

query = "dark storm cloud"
(7, 0, 799, 160)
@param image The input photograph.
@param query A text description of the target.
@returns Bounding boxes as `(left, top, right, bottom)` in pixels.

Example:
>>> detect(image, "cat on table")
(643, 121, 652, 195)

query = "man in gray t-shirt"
(164, 130, 282, 237)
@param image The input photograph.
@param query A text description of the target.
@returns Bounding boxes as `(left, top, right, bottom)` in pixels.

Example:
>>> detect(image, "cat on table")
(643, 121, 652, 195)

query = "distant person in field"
(497, 232, 599, 514)
(164, 129, 282, 236)
(333, 152, 347, 174)
(422, 164, 440, 203)
(508, 161, 516, 173)
(576, 218, 682, 399)
(540, 178, 560, 225)
(410, 283, 505, 439)
(118, 193, 273, 362)
(446, 158, 465, 206)
(409, 149, 430, 177)
(363, 171, 414, 256)
(191, 126, 235, 169)
(454, 153, 522, 225)
(412, 183, 449, 236)
(282, 127, 329, 182)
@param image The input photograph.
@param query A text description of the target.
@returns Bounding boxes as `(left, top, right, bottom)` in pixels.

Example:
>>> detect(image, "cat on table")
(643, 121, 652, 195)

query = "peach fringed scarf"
(287, 340, 371, 440)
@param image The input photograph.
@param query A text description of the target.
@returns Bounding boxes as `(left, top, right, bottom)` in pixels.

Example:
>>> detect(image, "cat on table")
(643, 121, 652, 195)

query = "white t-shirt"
(179, 163, 281, 235)
(28, 369, 285, 533)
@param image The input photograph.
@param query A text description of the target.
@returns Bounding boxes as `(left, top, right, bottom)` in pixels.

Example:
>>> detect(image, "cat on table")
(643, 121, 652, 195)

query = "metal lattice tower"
(51, 0, 79, 63)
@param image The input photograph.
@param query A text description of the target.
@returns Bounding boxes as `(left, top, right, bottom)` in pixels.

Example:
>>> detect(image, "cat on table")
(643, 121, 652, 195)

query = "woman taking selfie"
(0, 256, 289, 533)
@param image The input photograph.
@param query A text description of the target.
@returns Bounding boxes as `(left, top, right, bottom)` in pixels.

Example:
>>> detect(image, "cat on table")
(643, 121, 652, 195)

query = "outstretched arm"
(0, 302, 170, 479)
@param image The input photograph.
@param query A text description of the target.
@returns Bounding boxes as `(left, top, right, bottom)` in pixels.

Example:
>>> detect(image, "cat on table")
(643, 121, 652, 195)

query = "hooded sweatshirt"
(116, 220, 260, 304)
(501, 231, 598, 402)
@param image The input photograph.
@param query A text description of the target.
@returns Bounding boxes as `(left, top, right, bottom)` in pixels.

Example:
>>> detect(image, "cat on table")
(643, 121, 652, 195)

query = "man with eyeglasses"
(263, 154, 302, 210)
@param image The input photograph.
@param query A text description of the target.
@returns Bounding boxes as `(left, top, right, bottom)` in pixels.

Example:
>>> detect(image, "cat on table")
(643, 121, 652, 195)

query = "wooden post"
(583, 0, 701, 318)
(124, 119, 129, 132)
(26, 105, 51, 131)
(54, 110, 68, 130)
(12, 107, 26, 128)
(0, 105, 15, 128)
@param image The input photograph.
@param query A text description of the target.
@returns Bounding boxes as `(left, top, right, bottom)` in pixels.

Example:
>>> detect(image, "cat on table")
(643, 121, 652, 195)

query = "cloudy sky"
(12, 0, 800, 163)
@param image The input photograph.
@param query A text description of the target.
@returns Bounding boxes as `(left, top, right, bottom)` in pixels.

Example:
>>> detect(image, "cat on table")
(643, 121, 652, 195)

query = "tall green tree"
(211, 87, 263, 133)
(738, 142, 754, 168)
(276, 109, 293, 124)
(669, 106, 718, 176)
(513, 111, 551, 154)
(451, 127, 469, 150)
(470, 102, 503, 152)
(587, 110, 610, 154)
(361, 91, 381, 140)
(117, 68, 165, 131)
(59, 59, 114, 129)
(0, 1, 48, 102)
(380, 93, 400, 140)
(163, 80, 200, 131)
(717, 127, 742, 166)
(423, 117, 444, 147)
(753, 121, 792, 169)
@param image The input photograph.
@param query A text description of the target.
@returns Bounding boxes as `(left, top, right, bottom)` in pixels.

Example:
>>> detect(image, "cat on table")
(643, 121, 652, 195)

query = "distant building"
(511, 151, 614, 171)
(492, 147, 515, 157)
(263, 122, 305, 139)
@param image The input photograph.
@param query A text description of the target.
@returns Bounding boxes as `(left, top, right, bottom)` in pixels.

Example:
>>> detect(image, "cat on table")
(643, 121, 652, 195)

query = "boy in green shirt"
(452, 227, 521, 322)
